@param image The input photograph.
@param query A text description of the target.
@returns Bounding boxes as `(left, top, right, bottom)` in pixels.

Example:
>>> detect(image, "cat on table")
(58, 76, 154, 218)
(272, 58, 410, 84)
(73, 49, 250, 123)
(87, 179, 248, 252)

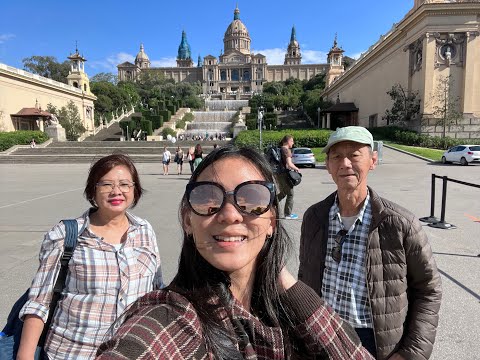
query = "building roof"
(135, 44, 150, 63)
(324, 102, 358, 112)
(117, 61, 136, 68)
(12, 107, 52, 118)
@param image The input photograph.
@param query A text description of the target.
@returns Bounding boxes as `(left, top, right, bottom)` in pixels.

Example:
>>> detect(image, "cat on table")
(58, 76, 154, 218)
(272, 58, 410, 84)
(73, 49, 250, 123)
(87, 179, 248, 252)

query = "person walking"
(187, 146, 195, 174)
(162, 146, 171, 175)
(298, 126, 442, 360)
(97, 146, 373, 360)
(193, 143, 203, 172)
(17, 154, 163, 360)
(175, 146, 184, 175)
(275, 135, 300, 220)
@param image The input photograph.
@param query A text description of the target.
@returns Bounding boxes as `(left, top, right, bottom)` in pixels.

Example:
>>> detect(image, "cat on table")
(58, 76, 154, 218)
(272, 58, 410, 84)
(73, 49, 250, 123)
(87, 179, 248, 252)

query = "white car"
(441, 145, 480, 165)
(292, 147, 316, 168)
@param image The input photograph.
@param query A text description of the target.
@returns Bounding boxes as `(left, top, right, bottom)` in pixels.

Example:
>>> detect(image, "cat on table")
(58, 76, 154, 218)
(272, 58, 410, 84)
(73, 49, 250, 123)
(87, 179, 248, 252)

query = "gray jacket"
(298, 187, 442, 360)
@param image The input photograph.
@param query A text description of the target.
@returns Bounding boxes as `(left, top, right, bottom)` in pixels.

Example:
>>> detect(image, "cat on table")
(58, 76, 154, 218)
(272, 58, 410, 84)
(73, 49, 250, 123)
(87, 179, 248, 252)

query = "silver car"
(292, 147, 316, 168)
(442, 145, 480, 165)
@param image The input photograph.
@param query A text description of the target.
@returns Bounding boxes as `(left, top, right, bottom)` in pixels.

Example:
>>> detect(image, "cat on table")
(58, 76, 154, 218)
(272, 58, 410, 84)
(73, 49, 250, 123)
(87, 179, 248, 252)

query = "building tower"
(284, 26, 301, 65)
(223, 5, 251, 55)
(67, 46, 93, 95)
(326, 34, 345, 87)
(177, 31, 193, 67)
(135, 44, 151, 69)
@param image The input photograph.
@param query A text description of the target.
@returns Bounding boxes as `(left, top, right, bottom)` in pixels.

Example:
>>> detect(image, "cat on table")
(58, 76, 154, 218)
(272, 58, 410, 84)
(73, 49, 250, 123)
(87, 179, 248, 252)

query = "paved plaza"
(0, 147, 479, 359)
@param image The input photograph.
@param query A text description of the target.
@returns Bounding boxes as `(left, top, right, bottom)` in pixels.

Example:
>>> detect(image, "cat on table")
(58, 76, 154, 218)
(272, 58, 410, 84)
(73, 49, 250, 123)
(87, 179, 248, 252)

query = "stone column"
(422, 33, 437, 115)
(462, 32, 479, 115)
(326, 113, 331, 129)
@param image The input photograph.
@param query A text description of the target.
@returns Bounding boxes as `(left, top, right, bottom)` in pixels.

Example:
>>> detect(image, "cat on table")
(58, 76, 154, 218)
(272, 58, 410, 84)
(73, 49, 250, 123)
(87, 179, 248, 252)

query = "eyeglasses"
(96, 181, 135, 193)
(331, 229, 348, 263)
(186, 180, 275, 216)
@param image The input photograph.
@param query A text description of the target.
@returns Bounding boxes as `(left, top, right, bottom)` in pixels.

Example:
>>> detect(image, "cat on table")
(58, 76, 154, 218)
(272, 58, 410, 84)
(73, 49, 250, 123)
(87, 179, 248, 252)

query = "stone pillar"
(422, 33, 437, 115)
(322, 115, 326, 128)
(462, 32, 479, 115)
(326, 113, 331, 129)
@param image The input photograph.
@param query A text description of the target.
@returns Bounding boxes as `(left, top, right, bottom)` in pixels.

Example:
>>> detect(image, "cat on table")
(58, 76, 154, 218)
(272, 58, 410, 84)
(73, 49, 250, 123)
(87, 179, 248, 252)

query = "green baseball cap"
(322, 126, 374, 153)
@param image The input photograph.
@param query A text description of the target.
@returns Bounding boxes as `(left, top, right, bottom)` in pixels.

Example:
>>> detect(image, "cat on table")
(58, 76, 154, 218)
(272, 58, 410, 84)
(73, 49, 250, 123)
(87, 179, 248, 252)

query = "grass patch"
(385, 142, 444, 161)
(311, 148, 327, 163)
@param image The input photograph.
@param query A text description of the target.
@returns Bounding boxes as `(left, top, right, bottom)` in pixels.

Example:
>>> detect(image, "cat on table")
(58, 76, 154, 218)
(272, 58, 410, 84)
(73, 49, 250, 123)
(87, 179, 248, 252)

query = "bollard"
(429, 176, 456, 229)
(420, 174, 440, 223)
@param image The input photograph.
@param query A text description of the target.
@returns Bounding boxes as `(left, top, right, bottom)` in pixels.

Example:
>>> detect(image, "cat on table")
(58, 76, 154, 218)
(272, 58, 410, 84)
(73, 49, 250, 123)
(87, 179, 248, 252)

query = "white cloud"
(302, 50, 327, 64)
(151, 57, 177, 67)
(0, 34, 15, 44)
(252, 48, 285, 65)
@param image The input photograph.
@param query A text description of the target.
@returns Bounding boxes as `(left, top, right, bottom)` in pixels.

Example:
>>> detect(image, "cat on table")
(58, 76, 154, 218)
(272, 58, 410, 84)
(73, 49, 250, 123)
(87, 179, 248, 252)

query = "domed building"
(117, 6, 330, 97)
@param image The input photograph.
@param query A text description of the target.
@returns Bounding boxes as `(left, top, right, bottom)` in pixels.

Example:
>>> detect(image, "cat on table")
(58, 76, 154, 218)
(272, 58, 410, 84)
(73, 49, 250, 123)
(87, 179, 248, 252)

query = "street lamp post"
(126, 125, 129, 141)
(258, 106, 264, 150)
(317, 107, 321, 128)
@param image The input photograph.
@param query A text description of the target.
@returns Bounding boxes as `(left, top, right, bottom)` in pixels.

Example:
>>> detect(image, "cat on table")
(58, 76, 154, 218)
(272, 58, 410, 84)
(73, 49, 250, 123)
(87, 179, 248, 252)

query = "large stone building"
(117, 6, 329, 97)
(0, 48, 96, 134)
(321, 0, 480, 139)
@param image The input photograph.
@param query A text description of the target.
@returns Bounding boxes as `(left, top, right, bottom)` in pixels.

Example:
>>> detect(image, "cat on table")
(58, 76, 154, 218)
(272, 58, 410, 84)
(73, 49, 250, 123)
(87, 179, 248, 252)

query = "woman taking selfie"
(97, 147, 372, 359)
(18, 154, 163, 360)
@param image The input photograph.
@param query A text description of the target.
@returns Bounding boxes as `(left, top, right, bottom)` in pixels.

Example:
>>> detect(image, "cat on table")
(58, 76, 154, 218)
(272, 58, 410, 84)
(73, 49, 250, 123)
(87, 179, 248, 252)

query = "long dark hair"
(171, 145, 295, 358)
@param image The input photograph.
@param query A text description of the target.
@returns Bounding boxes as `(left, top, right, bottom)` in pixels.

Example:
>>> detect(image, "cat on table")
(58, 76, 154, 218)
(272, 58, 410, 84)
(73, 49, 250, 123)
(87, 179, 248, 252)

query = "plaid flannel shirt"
(97, 281, 374, 360)
(322, 193, 373, 328)
(20, 209, 163, 360)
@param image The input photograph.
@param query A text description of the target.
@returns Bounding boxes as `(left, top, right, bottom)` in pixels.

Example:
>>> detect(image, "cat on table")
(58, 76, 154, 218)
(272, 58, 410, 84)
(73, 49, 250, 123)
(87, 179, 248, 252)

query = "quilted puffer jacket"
(298, 187, 442, 360)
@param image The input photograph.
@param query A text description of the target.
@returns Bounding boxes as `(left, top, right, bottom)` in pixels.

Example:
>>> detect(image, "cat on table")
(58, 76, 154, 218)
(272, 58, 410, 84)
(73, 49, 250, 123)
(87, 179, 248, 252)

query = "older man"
(298, 126, 442, 360)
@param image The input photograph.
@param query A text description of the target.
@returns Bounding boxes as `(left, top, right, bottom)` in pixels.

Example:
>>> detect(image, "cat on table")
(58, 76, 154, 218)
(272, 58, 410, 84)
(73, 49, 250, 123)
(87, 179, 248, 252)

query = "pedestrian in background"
(175, 146, 184, 175)
(162, 146, 171, 175)
(193, 143, 203, 172)
(187, 146, 195, 174)
(275, 135, 300, 220)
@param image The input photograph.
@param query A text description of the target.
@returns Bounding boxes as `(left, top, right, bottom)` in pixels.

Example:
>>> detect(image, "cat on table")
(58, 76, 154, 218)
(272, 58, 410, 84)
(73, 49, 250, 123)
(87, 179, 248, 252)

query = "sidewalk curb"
(382, 143, 436, 163)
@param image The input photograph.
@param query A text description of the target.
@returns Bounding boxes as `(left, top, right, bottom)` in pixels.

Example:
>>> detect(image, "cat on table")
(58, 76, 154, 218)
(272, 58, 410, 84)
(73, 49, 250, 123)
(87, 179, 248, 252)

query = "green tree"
(22, 56, 70, 83)
(48, 101, 86, 140)
(90, 72, 118, 84)
(383, 84, 421, 127)
(430, 75, 463, 138)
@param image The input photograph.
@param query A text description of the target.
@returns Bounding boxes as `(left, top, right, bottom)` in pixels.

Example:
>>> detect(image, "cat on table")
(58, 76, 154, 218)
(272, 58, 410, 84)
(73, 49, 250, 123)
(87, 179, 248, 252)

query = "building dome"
(223, 6, 251, 55)
(135, 44, 149, 62)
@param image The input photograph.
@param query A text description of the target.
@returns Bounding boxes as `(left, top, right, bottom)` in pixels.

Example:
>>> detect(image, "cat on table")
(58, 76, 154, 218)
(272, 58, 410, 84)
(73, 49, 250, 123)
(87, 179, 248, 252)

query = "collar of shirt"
(331, 191, 371, 232)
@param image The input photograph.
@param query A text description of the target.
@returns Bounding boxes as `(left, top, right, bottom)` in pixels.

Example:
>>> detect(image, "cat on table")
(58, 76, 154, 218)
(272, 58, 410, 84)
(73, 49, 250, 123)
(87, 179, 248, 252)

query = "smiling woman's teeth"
(214, 236, 246, 242)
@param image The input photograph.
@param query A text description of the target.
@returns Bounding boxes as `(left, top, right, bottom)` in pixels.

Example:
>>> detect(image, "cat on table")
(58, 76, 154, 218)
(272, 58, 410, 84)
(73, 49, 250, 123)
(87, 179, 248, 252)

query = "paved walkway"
(0, 147, 478, 359)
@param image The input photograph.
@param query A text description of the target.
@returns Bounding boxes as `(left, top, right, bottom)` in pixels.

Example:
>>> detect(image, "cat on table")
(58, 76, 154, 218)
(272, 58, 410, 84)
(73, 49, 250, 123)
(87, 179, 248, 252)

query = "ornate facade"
(117, 6, 329, 97)
(322, 0, 480, 138)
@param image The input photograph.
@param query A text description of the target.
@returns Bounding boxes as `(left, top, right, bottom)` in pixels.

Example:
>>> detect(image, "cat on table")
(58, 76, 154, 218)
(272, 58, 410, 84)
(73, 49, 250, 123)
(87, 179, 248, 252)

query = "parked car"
(292, 147, 316, 168)
(442, 145, 480, 165)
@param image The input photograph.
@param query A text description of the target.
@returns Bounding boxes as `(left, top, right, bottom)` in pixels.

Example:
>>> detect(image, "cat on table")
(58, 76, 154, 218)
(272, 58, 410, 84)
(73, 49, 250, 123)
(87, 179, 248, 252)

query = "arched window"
(220, 70, 227, 81)
(243, 70, 250, 81)
(73, 81, 78, 88)
(231, 69, 239, 81)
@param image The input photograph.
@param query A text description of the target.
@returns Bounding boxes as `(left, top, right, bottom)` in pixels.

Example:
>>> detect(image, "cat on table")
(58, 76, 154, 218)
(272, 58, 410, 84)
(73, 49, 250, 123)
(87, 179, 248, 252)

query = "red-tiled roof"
(12, 108, 52, 117)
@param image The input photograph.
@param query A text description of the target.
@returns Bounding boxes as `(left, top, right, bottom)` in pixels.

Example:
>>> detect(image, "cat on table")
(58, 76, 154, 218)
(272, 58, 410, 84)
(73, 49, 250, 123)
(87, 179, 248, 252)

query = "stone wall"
(422, 117, 480, 138)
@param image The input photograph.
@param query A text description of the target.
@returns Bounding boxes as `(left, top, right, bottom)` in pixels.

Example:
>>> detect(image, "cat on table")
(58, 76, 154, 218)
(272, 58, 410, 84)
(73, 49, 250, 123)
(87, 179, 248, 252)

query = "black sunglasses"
(186, 180, 275, 216)
(331, 229, 348, 263)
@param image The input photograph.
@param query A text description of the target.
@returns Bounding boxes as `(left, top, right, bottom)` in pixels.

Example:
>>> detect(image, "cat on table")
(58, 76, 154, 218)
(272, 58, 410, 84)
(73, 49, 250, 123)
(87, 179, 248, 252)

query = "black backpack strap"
(38, 219, 78, 346)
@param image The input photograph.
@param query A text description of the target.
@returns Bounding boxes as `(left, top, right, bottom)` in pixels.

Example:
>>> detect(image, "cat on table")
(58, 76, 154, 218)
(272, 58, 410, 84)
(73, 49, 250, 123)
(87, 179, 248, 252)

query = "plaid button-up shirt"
(20, 209, 163, 360)
(322, 193, 373, 328)
(97, 281, 374, 359)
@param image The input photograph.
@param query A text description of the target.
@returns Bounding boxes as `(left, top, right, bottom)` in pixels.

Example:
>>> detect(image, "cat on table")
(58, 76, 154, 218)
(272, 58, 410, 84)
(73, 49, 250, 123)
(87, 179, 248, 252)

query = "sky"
(0, 0, 414, 77)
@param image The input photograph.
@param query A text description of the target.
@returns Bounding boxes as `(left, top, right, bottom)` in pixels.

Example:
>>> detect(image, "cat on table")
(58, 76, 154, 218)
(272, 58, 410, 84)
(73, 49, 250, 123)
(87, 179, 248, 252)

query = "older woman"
(97, 147, 372, 359)
(17, 154, 163, 360)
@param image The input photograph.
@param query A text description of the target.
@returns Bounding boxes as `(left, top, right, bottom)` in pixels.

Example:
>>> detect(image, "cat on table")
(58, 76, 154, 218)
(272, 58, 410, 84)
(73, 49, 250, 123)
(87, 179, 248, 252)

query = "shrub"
(159, 110, 171, 122)
(183, 112, 194, 122)
(119, 120, 136, 139)
(0, 131, 50, 151)
(148, 115, 163, 130)
(161, 127, 176, 139)
(234, 129, 332, 151)
(140, 119, 153, 136)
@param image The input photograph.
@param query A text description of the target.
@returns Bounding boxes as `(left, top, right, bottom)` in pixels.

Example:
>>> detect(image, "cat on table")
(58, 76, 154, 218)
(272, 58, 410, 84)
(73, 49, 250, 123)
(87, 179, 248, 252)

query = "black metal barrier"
(420, 174, 480, 230)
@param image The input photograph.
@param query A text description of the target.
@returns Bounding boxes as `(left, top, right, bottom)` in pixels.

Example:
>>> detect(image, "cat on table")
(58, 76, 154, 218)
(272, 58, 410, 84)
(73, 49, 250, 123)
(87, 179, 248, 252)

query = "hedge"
(140, 119, 153, 136)
(148, 115, 163, 130)
(369, 126, 480, 150)
(234, 129, 332, 151)
(0, 131, 50, 151)
(161, 127, 176, 138)
(159, 110, 171, 122)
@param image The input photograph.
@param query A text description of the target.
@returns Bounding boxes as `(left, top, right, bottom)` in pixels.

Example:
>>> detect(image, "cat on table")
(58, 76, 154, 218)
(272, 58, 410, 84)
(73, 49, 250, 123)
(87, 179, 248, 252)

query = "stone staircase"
(84, 122, 123, 141)
(153, 108, 190, 136)
(0, 140, 231, 164)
